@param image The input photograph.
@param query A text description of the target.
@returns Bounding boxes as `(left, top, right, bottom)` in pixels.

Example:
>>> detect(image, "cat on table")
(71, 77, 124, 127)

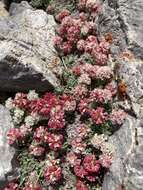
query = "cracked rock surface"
(99, 0, 143, 189)
(0, 1, 62, 92)
(97, 0, 143, 58)
(102, 60, 143, 190)
(0, 105, 18, 190)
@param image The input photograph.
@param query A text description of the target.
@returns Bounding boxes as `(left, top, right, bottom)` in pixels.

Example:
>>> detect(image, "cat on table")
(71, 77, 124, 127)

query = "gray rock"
(97, 0, 143, 58)
(0, 1, 9, 17)
(102, 58, 143, 190)
(0, 1, 62, 92)
(99, 3, 143, 187)
(118, 59, 143, 104)
(9, 1, 33, 15)
(0, 105, 18, 189)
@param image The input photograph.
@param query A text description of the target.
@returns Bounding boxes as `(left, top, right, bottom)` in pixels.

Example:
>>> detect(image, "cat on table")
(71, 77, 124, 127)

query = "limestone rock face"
(97, 0, 143, 58)
(0, 1, 62, 92)
(102, 59, 143, 190)
(0, 105, 18, 189)
(98, 1, 143, 188)
(0, 1, 9, 17)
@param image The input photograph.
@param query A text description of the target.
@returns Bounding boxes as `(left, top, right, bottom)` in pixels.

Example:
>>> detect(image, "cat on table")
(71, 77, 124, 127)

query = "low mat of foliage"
(5, 0, 126, 189)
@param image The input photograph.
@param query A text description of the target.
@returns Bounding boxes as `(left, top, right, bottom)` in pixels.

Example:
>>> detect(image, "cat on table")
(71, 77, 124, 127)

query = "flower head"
(66, 151, 79, 167)
(110, 109, 126, 125)
(74, 164, 88, 178)
(27, 90, 39, 101)
(44, 165, 62, 185)
(76, 180, 88, 190)
(83, 154, 101, 173)
(4, 183, 19, 190)
(46, 133, 63, 151)
(7, 128, 23, 145)
(96, 66, 113, 81)
(76, 124, 90, 139)
(90, 107, 108, 125)
(48, 110, 65, 130)
(13, 93, 29, 109)
(5, 98, 14, 110)
(99, 154, 112, 168)
(90, 88, 112, 104)
(71, 138, 86, 154)
(56, 9, 70, 22)
(29, 144, 45, 157)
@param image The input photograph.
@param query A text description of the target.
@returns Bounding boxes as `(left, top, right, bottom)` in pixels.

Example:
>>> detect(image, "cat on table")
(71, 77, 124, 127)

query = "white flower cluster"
(86, 0, 97, 7)
(5, 98, 14, 110)
(91, 133, 114, 155)
(24, 114, 39, 127)
(13, 108, 25, 125)
(91, 133, 107, 148)
(27, 90, 39, 101)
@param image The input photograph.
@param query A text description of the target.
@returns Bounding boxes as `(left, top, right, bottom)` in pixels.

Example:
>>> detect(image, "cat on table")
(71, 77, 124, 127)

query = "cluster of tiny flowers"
(27, 90, 39, 101)
(24, 114, 39, 127)
(13, 93, 29, 109)
(78, 0, 101, 17)
(5, 0, 127, 189)
(77, 36, 109, 65)
(89, 88, 112, 104)
(12, 108, 24, 125)
(7, 128, 23, 145)
(43, 155, 62, 185)
(72, 63, 113, 82)
(69, 152, 106, 186)
(4, 182, 20, 190)
(91, 134, 114, 168)
(66, 152, 102, 185)
(5, 97, 14, 110)
(90, 107, 108, 125)
(44, 165, 62, 185)
(54, 2, 105, 57)
(110, 109, 127, 126)
(24, 183, 41, 190)
(54, 9, 109, 66)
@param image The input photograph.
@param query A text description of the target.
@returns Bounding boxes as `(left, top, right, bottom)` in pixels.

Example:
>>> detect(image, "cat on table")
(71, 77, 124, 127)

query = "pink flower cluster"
(44, 165, 62, 185)
(54, 11, 109, 65)
(7, 128, 23, 145)
(90, 88, 112, 103)
(29, 144, 45, 157)
(48, 109, 65, 130)
(55, 9, 70, 22)
(90, 107, 108, 125)
(71, 154, 101, 182)
(24, 184, 42, 190)
(54, 9, 98, 55)
(77, 89, 112, 124)
(72, 63, 113, 82)
(77, 36, 109, 65)
(4, 183, 19, 190)
(78, 0, 101, 17)
(110, 109, 126, 126)
(73, 85, 88, 100)
(29, 126, 64, 156)
(29, 93, 58, 116)
(68, 124, 91, 154)
(76, 180, 88, 190)
(13, 93, 29, 109)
